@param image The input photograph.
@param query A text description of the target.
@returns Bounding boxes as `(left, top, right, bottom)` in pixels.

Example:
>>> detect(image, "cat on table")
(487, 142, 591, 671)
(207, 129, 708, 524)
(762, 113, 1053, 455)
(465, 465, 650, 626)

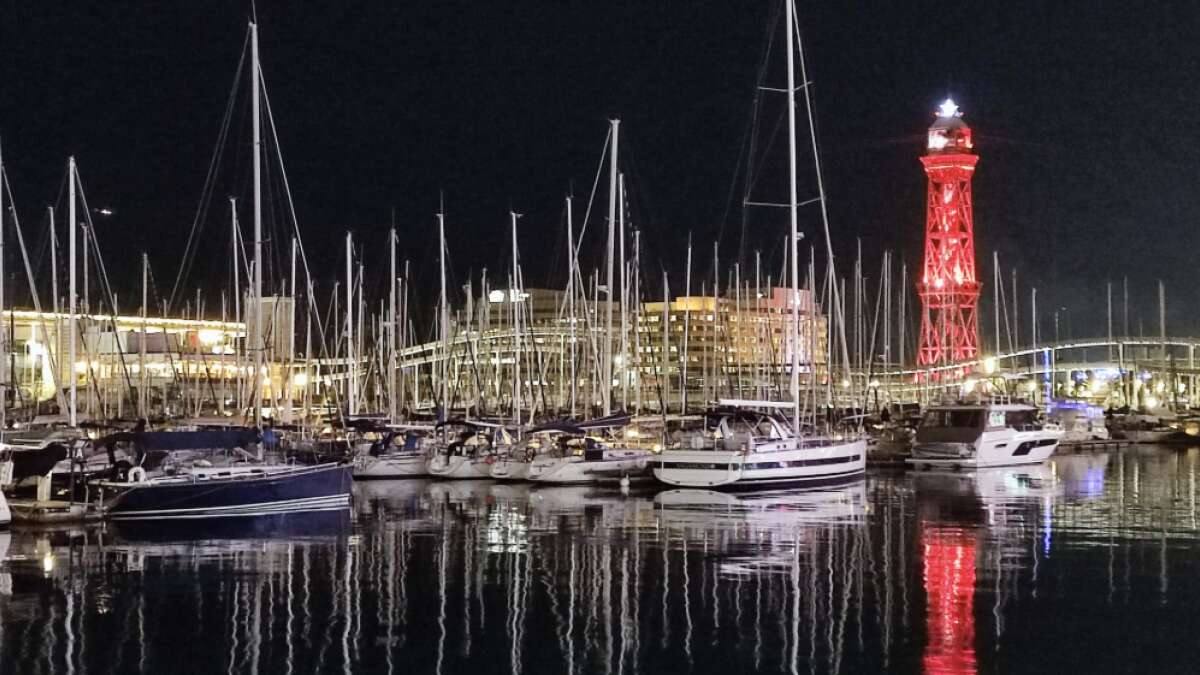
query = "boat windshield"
(920, 409, 984, 430)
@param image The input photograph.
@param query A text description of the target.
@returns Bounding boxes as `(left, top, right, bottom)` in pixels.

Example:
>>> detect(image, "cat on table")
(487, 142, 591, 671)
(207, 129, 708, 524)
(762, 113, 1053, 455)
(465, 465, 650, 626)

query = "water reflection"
(6, 447, 1200, 673)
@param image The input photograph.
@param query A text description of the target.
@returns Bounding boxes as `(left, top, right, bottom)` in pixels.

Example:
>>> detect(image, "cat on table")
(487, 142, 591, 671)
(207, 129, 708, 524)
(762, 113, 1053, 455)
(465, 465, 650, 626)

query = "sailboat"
(94, 20, 352, 519)
(653, 0, 866, 488)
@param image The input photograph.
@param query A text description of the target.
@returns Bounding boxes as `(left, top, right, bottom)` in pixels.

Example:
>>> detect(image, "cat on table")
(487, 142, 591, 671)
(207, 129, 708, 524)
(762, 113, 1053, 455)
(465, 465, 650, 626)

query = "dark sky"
(2, 1, 1198, 339)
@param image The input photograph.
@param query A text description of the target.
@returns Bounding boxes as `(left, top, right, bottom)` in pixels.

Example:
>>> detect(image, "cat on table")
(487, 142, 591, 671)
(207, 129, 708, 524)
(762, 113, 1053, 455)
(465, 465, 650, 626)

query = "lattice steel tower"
(917, 99, 981, 366)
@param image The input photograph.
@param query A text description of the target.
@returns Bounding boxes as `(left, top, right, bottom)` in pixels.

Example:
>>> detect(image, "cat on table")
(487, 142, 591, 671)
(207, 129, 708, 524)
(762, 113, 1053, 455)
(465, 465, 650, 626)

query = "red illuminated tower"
(917, 99, 981, 367)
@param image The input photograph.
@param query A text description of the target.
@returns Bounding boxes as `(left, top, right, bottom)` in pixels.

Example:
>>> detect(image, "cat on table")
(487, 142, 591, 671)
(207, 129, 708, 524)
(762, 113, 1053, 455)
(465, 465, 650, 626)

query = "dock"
(1058, 439, 1129, 453)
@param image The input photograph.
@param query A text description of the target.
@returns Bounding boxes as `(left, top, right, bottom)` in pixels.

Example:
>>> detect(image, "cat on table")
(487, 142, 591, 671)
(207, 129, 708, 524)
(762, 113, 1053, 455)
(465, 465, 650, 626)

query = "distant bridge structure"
(878, 336, 1200, 405)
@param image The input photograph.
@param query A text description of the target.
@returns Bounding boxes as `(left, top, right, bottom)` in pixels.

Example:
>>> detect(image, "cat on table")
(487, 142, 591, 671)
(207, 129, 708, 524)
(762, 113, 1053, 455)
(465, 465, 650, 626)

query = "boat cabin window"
(1004, 409, 1039, 430)
(921, 409, 983, 430)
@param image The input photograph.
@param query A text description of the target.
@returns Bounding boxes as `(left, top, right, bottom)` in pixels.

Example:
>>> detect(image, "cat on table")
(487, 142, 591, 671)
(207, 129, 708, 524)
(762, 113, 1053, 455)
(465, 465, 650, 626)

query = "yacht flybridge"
(908, 398, 1064, 469)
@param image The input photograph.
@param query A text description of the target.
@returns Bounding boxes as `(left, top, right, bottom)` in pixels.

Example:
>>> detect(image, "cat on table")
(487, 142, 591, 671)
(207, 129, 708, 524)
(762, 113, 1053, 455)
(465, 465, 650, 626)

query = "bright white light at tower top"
(938, 98, 960, 118)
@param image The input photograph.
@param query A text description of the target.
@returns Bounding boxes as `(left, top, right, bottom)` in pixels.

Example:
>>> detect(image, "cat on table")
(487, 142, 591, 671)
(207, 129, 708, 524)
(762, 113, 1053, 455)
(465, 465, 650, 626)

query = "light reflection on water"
(4, 447, 1200, 673)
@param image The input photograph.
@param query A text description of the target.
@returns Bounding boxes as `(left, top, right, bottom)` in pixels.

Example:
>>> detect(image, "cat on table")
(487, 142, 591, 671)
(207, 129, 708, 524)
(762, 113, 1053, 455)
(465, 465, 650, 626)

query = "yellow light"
(292, 372, 309, 387)
(982, 357, 997, 375)
(198, 329, 224, 346)
(1145, 395, 1160, 409)
(42, 553, 55, 574)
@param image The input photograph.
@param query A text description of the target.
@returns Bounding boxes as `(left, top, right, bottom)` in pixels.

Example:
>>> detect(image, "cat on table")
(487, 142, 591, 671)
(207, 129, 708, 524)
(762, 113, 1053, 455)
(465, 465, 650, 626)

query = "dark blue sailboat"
(93, 430, 352, 521)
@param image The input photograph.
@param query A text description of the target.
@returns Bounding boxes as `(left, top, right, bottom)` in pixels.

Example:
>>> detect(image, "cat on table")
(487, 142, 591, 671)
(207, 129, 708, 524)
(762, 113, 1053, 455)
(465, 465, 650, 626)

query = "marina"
(0, 0, 1196, 672)
(2, 445, 1200, 673)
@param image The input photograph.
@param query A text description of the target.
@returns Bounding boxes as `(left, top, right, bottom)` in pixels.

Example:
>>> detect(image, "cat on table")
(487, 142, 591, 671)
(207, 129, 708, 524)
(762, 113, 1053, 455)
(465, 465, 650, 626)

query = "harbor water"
(3, 446, 1200, 673)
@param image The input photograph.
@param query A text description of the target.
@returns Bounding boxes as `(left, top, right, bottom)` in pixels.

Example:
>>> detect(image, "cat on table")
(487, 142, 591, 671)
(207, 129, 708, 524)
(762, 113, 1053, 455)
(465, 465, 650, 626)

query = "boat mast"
(286, 237, 296, 423)
(230, 198, 243, 416)
(784, 0, 802, 435)
(345, 232, 356, 415)
(68, 156, 78, 427)
(634, 228, 642, 413)
(618, 173, 627, 410)
(509, 210, 520, 429)
(604, 118, 619, 415)
(49, 207, 61, 410)
(389, 228, 398, 422)
(566, 196, 577, 419)
(0, 142, 5, 434)
(140, 252, 148, 418)
(438, 207, 449, 421)
(250, 21, 264, 430)
(680, 235, 692, 415)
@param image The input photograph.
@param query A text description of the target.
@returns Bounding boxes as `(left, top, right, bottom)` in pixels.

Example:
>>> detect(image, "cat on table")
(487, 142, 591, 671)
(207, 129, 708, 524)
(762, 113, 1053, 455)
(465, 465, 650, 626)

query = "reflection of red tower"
(917, 99, 981, 367)
(922, 523, 978, 675)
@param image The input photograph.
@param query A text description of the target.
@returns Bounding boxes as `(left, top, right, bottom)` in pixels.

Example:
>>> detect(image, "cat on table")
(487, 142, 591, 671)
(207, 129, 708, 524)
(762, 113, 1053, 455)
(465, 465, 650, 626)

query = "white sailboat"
(653, 0, 866, 489)
(426, 421, 507, 479)
(521, 417, 653, 485)
(351, 425, 434, 478)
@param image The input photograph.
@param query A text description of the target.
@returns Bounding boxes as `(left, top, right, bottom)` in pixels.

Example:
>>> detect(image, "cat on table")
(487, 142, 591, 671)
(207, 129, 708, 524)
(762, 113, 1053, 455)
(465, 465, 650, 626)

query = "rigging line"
(2, 172, 68, 414)
(572, 127, 612, 266)
(145, 261, 186, 404)
(726, 1, 781, 266)
(258, 67, 352, 427)
(258, 68, 325, 352)
(169, 27, 250, 313)
(75, 169, 138, 402)
(794, 7, 855, 409)
(744, 108, 789, 213)
(743, 198, 821, 209)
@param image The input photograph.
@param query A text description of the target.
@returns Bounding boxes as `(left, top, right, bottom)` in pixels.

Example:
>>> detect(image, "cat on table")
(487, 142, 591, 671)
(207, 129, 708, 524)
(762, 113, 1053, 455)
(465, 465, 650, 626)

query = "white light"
(488, 290, 506, 303)
(938, 98, 959, 118)
(42, 553, 55, 574)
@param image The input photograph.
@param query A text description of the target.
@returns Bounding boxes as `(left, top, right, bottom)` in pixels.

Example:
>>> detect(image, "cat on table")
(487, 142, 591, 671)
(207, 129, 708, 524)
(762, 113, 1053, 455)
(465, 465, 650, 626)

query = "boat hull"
(353, 453, 428, 479)
(527, 452, 651, 485)
(427, 454, 493, 479)
(101, 463, 352, 520)
(490, 459, 531, 481)
(908, 429, 1063, 469)
(653, 439, 866, 488)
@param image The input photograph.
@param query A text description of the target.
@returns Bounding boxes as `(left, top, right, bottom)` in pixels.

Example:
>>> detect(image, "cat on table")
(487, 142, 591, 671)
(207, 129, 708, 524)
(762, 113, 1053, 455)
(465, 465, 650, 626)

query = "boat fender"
(127, 466, 147, 484)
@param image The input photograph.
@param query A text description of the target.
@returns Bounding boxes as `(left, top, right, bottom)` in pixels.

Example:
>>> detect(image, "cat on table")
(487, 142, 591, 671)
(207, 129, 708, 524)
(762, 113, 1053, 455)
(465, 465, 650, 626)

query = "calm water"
(3, 446, 1200, 674)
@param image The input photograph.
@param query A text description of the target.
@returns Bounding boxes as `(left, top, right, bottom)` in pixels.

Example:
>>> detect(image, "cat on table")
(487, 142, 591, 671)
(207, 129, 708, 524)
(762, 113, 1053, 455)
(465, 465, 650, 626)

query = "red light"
(922, 524, 978, 675)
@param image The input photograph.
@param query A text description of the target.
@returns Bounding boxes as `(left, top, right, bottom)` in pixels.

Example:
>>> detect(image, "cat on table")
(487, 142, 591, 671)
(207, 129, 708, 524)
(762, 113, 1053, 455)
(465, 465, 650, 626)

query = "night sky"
(2, 1, 1198, 340)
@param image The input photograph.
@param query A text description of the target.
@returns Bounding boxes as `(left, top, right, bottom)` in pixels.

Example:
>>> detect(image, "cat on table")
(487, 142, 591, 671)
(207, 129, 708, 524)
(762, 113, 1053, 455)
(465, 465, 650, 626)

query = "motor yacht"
(908, 398, 1064, 469)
